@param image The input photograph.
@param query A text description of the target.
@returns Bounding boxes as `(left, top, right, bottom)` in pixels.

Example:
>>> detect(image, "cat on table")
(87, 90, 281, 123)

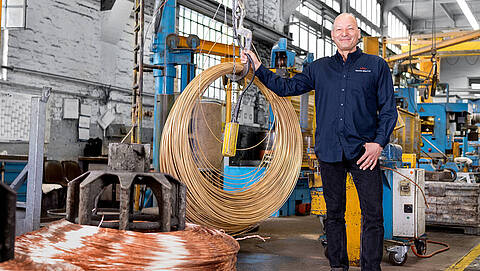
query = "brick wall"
(0, 0, 156, 160)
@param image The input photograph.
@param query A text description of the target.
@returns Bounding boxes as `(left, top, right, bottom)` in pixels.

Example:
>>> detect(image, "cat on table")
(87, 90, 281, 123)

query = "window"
(213, 0, 232, 9)
(290, 3, 327, 58)
(2, 0, 26, 28)
(178, 5, 235, 100)
(386, 12, 408, 54)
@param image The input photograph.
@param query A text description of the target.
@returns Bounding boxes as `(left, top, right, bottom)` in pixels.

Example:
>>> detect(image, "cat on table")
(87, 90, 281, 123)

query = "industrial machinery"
(150, 0, 199, 171)
(380, 144, 428, 265)
(65, 143, 186, 232)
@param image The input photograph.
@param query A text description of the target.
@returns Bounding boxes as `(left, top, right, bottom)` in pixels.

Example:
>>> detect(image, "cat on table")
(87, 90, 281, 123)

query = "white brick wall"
(0, 0, 157, 160)
(246, 0, 284, 32)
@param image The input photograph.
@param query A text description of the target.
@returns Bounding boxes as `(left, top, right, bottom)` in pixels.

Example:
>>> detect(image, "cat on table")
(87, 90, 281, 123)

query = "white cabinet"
(392, 168, 425, 238)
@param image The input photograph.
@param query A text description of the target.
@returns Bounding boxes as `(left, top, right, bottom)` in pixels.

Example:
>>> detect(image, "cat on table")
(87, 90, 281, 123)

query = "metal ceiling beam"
(387, 30, 476, 41)
(396, 0, 458, 4)
(292, 10, 331, 38)
(386, 30, 480, 62)
(439, 3, 456, 24)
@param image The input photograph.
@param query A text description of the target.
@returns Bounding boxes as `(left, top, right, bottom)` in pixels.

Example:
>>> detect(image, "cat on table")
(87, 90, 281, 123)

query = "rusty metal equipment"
(0, 182, 15, 262)
(66, 143, 186, 232)
(66, 171, 185, 231)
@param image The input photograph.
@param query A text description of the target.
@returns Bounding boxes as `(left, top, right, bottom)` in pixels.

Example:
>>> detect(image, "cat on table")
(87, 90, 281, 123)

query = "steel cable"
(159, 62, 302, 235)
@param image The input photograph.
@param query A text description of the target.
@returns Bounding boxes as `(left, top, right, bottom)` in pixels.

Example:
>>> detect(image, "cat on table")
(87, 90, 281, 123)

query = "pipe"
(0, 80, 154, 107)
(386, 30, 480, 62)
(1, 65, 155, 98)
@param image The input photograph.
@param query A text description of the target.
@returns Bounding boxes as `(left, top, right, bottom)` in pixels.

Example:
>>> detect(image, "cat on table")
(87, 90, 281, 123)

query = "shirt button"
(341, 103, 343, 106)
(343, 75, 346, 78)
(342, 89, 345, 91)
(340, 118, 343, 121)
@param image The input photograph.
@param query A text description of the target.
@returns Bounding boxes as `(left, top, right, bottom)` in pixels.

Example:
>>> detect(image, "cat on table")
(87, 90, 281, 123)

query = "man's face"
(332, 15, 361, 52)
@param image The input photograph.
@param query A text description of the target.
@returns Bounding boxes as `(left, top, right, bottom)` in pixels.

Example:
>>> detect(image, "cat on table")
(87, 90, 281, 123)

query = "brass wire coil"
(159, 62, 302, 234)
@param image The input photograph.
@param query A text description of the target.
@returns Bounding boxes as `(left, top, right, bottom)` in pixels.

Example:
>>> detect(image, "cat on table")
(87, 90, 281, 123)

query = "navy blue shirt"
(255, 48, 397, 163)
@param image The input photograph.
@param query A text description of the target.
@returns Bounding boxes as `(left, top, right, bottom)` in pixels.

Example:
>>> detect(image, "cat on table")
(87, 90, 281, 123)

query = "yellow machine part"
(310, 173, 361, 266)
(392, 108, 422, 158)
(222, 122, 239, 157)
(402, 153, 417, 168)
(311, 190, 326, 216)
(310, 172, 325, 215)
(453, 141, 461, 158)
(345, 173, 361, 266)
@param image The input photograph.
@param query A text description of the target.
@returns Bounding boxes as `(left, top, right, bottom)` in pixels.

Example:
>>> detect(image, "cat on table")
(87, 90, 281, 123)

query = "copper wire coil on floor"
(0, 220, 239, 270)
(159, 62, 303, 235)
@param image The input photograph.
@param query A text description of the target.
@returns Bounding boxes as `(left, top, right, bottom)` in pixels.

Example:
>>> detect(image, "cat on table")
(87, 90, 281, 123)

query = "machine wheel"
(389, 251, 408, 266)
(186, 34, 200, 49)
(166, 33, 179, 49)
(414, 239, 427, 255)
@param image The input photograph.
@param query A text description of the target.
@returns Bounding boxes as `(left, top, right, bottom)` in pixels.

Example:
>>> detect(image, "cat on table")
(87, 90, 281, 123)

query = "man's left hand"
(357, 143, 383, 170)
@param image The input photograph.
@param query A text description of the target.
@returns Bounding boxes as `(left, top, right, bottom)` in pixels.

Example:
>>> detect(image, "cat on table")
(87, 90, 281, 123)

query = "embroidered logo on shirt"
(355, 67, 371, 73)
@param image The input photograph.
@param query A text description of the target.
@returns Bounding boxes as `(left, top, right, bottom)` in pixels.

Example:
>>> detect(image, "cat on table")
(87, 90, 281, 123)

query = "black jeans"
(319, 154, 384, 271)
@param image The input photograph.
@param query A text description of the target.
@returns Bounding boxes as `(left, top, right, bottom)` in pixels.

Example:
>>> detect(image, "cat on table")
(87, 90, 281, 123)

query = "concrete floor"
(236, 216, 480, 271)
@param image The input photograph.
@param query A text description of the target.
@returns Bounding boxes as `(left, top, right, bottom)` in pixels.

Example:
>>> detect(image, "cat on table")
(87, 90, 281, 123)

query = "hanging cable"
(408, 0, 415, 77)
(430, 0, 438, 98)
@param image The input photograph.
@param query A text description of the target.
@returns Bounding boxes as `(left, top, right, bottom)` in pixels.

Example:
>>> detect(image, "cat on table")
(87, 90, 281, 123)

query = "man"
(242, 13, 397, 271)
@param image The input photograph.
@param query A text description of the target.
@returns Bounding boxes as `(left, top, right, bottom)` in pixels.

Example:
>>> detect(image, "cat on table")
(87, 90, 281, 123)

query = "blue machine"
(270, 38, 296, 69)
(394, 87, 418, 113)
(151, 0, 198, 171)
(2, 161, 27, 202)
(417, 102, 469, 157)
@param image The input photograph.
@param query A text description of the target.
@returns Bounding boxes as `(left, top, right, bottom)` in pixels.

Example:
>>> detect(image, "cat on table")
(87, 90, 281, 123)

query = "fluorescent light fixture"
(472, 83, 480, 90)
(456, 0, 479, 30)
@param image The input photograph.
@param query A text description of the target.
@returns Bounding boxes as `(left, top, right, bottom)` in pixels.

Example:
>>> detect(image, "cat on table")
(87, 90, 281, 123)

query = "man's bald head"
(331, 13, 361, 56)
(333, 13, 358, 29)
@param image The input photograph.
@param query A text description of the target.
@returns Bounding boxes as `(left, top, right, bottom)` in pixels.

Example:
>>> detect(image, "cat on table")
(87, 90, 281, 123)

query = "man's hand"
(241, 50, 261, 71)
(357, 143, 383, 170)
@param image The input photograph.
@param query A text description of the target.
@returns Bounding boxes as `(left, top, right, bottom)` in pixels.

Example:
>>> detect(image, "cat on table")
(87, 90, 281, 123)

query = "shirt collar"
(335, 47, 363, 63)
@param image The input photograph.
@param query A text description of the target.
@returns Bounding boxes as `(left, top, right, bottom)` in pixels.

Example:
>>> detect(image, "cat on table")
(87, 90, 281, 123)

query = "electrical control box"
(392, 168, 425, 238)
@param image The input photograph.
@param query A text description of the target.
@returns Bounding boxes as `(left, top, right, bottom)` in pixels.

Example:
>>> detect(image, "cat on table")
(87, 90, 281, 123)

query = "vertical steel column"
(152, 0, 177, 171)
(24, 88, 50, 234)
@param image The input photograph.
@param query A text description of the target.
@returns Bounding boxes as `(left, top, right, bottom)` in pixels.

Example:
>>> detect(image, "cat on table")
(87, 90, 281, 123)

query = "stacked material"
(0, 220, 239, 270)
(425, 181, 480, 233)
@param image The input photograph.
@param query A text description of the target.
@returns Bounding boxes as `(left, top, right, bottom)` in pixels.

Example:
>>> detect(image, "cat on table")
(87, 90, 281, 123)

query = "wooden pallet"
(426, 222, 480, 235)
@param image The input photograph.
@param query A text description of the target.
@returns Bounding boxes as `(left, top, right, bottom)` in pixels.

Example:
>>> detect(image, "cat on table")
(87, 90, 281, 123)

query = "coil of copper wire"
(0, 220, 239, 270)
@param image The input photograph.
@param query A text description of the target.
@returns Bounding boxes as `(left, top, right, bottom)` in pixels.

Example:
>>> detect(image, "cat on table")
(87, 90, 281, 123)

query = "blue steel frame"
(152, 0, 196, 171)
(417, 102, 469, 156)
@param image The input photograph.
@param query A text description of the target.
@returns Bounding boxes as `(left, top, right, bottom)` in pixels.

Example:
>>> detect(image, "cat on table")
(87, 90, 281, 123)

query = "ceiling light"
(456, 0, 479, 30)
